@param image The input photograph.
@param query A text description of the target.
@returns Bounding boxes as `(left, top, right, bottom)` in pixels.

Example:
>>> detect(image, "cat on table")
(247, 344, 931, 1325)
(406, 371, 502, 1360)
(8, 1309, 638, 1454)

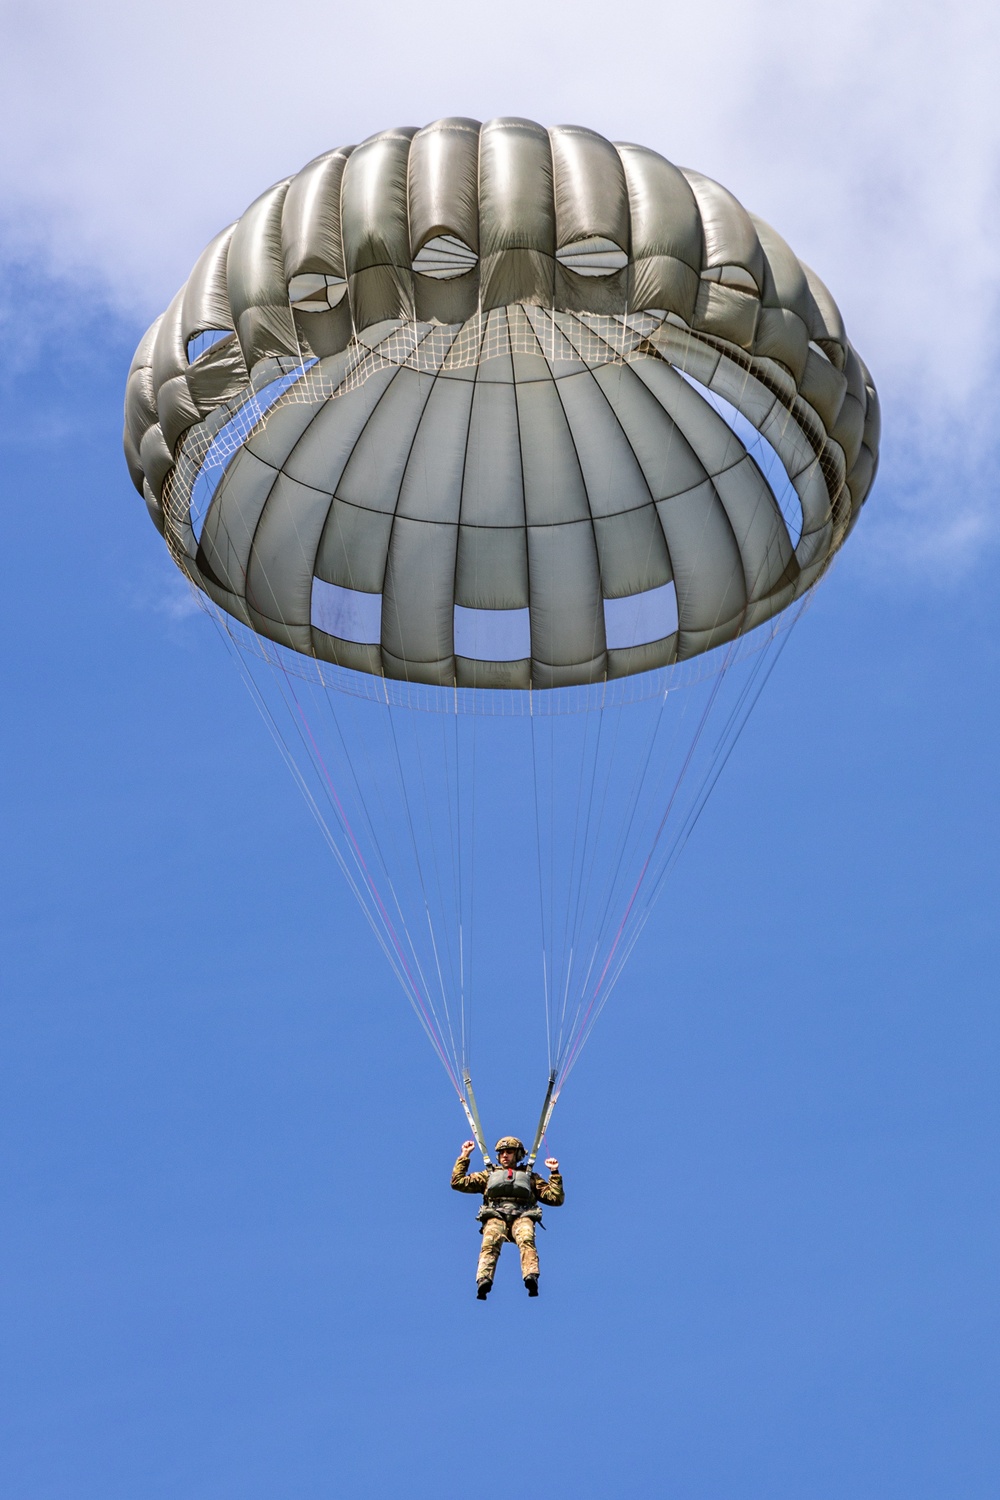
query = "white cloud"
(2, 0, 998, 569)
(126, 561, 204, 627)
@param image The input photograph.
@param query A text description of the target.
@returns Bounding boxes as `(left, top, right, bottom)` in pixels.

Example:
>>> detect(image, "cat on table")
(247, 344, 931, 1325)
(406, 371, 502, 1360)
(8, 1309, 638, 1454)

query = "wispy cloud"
(2, 0, 997, 572)
(126, 562, 204, 630)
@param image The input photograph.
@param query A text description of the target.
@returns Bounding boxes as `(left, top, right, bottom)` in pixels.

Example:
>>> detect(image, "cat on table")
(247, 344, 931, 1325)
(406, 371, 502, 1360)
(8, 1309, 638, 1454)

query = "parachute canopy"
(125, 121, 880, 1153)
(124, 117, 879, 690)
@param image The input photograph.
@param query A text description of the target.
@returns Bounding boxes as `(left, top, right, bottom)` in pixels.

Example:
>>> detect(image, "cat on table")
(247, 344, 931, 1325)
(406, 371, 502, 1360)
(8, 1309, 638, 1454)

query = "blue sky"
(3, 4, 1000, 1496)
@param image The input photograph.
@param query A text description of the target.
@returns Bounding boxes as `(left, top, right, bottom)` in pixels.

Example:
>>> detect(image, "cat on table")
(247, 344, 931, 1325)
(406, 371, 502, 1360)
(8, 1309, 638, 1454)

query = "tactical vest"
(476, 1167, 542, 1223)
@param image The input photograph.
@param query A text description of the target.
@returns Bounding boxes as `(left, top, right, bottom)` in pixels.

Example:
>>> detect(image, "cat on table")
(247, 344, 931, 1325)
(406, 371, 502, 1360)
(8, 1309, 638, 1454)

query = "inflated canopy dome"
(124, 116, 879, 689)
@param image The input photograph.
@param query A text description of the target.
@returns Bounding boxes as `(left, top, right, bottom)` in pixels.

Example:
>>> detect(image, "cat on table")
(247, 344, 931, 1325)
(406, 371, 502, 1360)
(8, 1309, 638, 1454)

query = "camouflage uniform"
(451, 1153, 565, 1284)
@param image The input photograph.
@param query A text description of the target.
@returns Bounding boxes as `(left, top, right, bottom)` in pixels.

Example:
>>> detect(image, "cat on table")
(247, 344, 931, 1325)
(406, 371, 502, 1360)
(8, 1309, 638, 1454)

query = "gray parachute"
(124, 116, 879, 689)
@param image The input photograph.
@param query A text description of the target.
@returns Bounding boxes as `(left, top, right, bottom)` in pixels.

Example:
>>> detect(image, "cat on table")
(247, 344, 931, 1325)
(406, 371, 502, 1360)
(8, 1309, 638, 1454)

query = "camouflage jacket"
(451, 1154, 565, 1206)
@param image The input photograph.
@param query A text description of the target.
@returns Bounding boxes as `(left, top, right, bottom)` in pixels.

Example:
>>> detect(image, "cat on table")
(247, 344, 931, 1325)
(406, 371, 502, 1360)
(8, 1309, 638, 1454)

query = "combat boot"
(476, 1279, 493, 1300)
(524, 1276, 539, 1297)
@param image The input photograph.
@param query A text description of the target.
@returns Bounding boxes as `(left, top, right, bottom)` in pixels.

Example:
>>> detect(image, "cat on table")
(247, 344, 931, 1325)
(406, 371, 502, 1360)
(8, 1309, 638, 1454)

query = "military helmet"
(495, 1136, 526, 1158)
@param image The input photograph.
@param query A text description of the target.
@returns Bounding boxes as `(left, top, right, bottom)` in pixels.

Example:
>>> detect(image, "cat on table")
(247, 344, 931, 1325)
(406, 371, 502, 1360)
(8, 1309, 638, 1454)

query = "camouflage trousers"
(477, 1215, 539, 1283)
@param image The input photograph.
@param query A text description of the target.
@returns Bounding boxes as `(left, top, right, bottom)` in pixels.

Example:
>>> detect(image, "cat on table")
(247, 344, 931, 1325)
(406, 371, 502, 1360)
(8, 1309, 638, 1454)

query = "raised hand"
(461, 1140, 476, 1156)
(544, 1157, 559, 1170)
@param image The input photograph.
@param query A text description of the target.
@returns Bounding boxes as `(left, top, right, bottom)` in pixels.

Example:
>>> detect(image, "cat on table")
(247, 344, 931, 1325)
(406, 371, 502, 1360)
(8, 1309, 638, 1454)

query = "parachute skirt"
(155, 302, 869, 691)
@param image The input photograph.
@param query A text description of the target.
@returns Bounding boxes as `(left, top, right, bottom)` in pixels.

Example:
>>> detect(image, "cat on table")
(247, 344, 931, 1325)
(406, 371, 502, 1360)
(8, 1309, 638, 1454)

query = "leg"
(511, 1216, 539, 1279)
(477, 1218, 509, 1285)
